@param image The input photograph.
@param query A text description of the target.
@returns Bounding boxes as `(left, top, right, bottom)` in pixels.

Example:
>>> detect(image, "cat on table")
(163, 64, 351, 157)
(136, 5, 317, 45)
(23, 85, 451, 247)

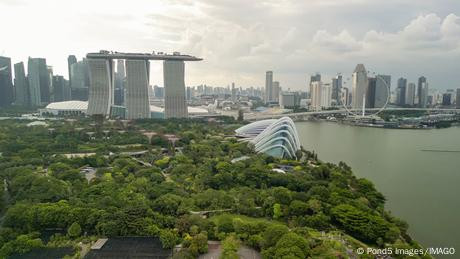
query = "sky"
(1, 0, 459, 91)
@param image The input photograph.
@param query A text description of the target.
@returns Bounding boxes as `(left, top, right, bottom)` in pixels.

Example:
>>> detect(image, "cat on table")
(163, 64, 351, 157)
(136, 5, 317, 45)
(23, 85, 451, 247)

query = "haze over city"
(1, 0, 460, 90)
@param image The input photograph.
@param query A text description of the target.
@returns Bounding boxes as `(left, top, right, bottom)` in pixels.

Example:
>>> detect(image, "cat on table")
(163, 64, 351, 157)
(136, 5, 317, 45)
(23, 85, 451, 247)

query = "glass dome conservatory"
(235, 117, 301, 159)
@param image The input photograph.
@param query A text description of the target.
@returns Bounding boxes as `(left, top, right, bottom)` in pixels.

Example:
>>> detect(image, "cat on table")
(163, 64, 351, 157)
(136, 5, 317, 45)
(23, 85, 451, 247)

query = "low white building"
(40, 101, 208, 119)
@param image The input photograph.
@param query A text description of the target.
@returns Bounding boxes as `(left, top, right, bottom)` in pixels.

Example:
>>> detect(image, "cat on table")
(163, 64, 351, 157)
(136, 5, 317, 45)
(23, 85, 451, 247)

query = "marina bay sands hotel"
(86, 50, 202, 119)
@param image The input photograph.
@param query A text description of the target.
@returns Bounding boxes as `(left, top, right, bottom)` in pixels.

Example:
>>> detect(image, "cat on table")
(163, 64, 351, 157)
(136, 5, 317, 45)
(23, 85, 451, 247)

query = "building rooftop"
(87, 50, 203, 61)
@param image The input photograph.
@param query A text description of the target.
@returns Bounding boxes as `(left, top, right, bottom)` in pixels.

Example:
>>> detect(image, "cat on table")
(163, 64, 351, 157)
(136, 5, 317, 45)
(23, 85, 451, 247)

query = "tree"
(153, 194, 183, 216)
(0, 233, 44, 258)
(67, 222, 82, 238)
(273, 203, 282, 219)
(220, 235, 240, 259)
(189, 232, 208, 256)
(160, 229, 178, 249)
(262, 224, 289, 248)
(289, 200, 309, 216)
(273, 233, 310, 259)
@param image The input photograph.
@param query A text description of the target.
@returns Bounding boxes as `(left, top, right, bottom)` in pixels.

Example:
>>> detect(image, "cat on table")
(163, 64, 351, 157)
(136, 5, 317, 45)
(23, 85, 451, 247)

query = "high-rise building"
(273, 81, 280, 103)
(309, 73, 321, 98)
(331, 74, 342, 103)
(70, 59, 90, 101)
(279, 91, 300, 108)
(87, 59, 114, 116)
(14, 62, 29, 106)
(405, 83, 416, 106)
(366, 77, 377, 108)
(351, 64, 368, 110)
(164, 60, 188, 118)
(0, 56, 14, 107)
(341, 87, 350, 106)
(28, 57, 50, 106)
(53, 75, 70, 102)
(67, 55, 77, 86)
(231, 82, 236, 102)
(396, 77, 407, 106)
(47, 66, 54, 101)
(456, 89, 460, 109)
(311, 81, 322, 111)
(186, 86, 192, 101)
(418, 76, 427, 108)
(114, 59, 126, 105)
(265, 71, 273, 104)
(321, 83, 332, 108)
(125, 59, 150, 119)
(418, 83, 428, 107)
(442, 93, 452, 106)
(375, 75, 390, 108)
(153, 85, 164, 98)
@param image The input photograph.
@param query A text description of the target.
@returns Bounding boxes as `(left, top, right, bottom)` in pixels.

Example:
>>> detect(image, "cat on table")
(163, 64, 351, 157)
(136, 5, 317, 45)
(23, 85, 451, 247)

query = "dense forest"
(0, 117, 431, 258)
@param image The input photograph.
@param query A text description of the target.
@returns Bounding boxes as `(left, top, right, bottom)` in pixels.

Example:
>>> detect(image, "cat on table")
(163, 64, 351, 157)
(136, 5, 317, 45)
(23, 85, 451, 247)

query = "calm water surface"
(296, 121, 460, 254)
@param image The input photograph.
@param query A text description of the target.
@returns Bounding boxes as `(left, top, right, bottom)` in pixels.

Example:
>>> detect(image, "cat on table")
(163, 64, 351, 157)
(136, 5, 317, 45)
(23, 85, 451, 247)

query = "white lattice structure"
(236, 117, 301, 159)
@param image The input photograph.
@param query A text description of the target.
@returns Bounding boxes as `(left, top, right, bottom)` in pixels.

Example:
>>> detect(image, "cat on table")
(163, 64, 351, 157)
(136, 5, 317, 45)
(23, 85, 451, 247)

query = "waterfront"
(296, 121, 460, 256)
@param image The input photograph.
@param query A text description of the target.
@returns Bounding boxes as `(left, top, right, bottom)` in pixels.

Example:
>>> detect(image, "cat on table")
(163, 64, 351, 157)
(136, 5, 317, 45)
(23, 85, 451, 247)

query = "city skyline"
(0, 0, 459, 91)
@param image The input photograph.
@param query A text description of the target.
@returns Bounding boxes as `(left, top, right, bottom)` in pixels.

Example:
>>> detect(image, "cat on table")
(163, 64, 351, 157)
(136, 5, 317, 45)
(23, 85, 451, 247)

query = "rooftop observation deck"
(86, 50, 203, 61)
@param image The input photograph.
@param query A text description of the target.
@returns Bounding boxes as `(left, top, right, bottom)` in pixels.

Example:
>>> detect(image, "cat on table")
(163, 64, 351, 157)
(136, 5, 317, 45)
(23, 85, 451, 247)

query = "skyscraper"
(265, 71, 273, 104)
(273, 81, 280, 103)
(53, 75, 70, 102)
(231, 82, 236, 102)
(375, 75, 390, 108)
(0, 56, 14, 107)
(341, 87, 350, 106)
(331, 74, 342, 103)
(28, 57, 50, 106)
(14, 62, 29, 106)
(153, 85, 164, 98)
(418, 76, 427, 108)
(309, 73, 321, 98)
(442, 93, 452, 106)
(47, 66, 54, 101)
(68, 55, 77, 85)
(351, 64, 368, 110)
(396, 77, 407, 106)
(311, 81, 322, 111)
(366, 77, 376, 108)
(70, 59, 90, 101)
(457, 89, 460, 109)
(164, 60, 188, 118)
(125, 59, 150, 119)
(321, 83, 332, 108)
(114, 59, 126, 105)
(405, 83, 416, 106)
(87, 59, 114, 116)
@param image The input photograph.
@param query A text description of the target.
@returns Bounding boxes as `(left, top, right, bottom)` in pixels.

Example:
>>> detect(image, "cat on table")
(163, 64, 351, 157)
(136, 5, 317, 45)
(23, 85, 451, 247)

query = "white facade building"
(164, 60, 188, 118)
(87, 59, 114, 116)
(125, 59, 151, 119)
(406, 83, 416, 106)
(311, 81, 322, 111)
(321, 83, 332, 108)
(352, 64, 368, 110)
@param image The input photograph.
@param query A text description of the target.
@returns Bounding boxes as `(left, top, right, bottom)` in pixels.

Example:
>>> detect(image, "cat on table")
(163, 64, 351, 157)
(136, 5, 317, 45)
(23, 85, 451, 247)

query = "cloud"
(1, 0, 459, 90)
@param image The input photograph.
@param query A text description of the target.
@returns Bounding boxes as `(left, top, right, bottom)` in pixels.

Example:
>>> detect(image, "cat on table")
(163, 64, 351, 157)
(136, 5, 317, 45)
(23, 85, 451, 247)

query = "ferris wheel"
(340, 71, 390, 117)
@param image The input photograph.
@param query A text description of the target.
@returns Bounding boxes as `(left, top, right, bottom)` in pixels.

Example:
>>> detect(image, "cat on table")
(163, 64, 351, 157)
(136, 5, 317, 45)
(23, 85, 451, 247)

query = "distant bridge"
(245, 108, 460, 121)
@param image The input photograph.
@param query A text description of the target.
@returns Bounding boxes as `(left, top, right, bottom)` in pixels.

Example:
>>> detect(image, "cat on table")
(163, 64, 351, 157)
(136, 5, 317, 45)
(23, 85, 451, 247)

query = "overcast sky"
(1, 0, 459, 91)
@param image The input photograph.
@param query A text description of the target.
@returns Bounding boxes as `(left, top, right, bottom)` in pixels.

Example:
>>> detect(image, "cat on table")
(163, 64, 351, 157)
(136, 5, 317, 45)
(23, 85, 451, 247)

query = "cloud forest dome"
(236, 117, 301, 159)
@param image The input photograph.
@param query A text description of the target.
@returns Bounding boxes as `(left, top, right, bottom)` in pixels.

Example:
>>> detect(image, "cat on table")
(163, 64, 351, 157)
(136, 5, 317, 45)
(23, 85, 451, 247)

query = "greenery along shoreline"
(0, 117, 431, 258)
